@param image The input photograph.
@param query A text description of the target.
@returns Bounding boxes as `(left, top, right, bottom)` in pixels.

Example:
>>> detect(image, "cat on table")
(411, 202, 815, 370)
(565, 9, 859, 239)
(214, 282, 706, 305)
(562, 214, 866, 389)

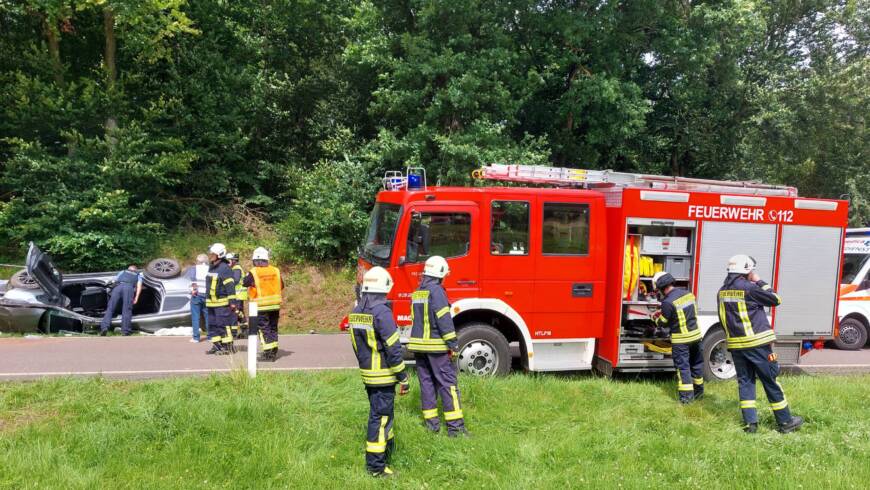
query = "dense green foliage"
(2, 371, 870, 487)
(1, 0, 867, 267)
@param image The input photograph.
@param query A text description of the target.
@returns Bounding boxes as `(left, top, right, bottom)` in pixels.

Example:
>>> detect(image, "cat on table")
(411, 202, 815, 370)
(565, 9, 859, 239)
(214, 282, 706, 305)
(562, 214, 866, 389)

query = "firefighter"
(408, 256, 468, 436)
(242, 247, 283, 362)
(349, 267, 410, 477)
(205, 243, 236, 355)
(652, 271, 704, 403)
(99, 265, 143, 336)
(227, 252, 247, 338)
(718, 254, 804, 433)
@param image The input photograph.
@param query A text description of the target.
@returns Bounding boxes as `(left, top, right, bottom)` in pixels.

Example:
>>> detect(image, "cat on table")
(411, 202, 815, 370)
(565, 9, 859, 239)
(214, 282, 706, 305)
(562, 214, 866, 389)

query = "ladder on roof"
(473, 163, 798, 197)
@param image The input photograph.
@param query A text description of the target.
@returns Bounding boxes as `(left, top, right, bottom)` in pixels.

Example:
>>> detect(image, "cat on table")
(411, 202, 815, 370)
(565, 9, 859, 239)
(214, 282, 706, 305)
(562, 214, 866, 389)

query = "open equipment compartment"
(618, 217, 697, 369)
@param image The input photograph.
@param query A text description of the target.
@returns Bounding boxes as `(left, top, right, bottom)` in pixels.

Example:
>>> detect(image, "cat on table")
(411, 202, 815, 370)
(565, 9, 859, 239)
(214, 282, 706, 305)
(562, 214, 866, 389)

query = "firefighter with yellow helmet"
(242, 247, 284, 362)
(349, 266, 409, 477)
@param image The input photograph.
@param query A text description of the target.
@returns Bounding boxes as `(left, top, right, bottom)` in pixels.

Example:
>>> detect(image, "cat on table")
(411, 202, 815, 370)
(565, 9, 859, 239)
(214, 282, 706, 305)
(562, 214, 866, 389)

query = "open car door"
(25, 242, 64, 304)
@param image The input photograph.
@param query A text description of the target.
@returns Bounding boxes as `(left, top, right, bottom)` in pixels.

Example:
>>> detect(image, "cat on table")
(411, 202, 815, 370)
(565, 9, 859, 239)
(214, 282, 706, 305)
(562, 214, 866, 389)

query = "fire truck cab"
(357, 165, 848, 380)
(835, 228, 870, 350)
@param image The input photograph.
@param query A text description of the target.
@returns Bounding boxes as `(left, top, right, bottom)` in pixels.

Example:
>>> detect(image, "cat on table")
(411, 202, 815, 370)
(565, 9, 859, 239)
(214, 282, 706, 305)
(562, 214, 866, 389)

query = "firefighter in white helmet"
(408, 256, 468, 436)
(718, 254, 803, 433)
(349, 266, 409, 477)
(226, 252, 248, 339)
(242, 247, 283, 362)
(652, 271, 704, 403)
(205, 243, 236, 355)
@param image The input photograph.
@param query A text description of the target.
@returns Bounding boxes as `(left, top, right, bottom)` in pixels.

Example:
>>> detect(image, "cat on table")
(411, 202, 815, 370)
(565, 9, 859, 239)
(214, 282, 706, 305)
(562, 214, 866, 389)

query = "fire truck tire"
(702, 327, 736, 382)
(832, 317, 868, 351)
(455, 323, 511, 377)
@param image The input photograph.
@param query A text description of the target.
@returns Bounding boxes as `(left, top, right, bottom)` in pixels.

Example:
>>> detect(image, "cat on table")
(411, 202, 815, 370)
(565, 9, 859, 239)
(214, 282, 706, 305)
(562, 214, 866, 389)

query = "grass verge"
(1, 371, 869, 488)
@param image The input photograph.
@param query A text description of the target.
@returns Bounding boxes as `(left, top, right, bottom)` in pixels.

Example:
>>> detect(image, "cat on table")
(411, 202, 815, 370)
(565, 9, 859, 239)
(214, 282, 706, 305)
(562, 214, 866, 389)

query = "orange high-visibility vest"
(249, 266, 282, 312)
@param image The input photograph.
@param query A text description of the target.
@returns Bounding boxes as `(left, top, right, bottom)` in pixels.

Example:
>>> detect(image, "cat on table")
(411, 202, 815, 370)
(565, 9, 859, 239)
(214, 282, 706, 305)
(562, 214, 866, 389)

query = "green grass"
(1, 371, 868, 489)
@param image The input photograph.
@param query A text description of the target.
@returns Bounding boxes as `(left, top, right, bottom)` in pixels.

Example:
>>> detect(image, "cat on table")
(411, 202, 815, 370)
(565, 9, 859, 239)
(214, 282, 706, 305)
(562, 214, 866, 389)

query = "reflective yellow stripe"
(389, 362, 406, 374)
(656, 316, 668, 325)
(678, 383, 693, 392)
(736, 301, 754, 336)
(436, 306, 450, 319)
(222, 327, 234, 344)
(422, 408, 438, 419)
(671, 329, 702, 344)
(726, 330, 776, 349)
(770, 400, 789, 411)
(263, 341, 278, 350)
(223, 278, 234, 285)
(740, 400, 757, 409)
(407, 342, 449, 352)
(693, 378, 704, 385)
(442, 331, 457, 341)
(366, 441, 386, 453)
(385, 331, 400, 346)
(444, 409, 464, 421)
(206, 298, 229, 307)
(407, 337, 449, 344)
(449, 386, 461, 414)
(387, 428, 394, 440)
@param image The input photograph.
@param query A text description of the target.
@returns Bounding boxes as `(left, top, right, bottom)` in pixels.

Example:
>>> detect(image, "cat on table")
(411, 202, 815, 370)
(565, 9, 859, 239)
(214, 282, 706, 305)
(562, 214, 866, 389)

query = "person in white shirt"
(184, 254, 209, 342)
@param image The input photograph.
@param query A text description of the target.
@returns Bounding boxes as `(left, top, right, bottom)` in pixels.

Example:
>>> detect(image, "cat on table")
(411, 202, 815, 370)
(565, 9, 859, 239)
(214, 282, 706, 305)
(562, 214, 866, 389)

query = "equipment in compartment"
(641, 235, 689, 254)
(664, 256, 691, 279)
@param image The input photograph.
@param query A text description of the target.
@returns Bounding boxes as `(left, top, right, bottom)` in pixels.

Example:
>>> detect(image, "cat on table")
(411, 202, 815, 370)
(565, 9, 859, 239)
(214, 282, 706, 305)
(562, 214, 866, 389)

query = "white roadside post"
(247, 301, 258, 378)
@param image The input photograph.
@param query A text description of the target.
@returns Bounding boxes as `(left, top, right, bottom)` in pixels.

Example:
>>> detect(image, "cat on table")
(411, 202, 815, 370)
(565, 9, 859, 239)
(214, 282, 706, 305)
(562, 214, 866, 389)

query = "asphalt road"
(0, 334, 868, 381)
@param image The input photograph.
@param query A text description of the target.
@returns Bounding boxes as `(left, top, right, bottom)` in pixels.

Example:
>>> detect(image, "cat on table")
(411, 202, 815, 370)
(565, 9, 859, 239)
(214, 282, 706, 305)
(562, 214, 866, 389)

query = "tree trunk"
(103, 7, 118, 143)
(44, 19, 63, 85)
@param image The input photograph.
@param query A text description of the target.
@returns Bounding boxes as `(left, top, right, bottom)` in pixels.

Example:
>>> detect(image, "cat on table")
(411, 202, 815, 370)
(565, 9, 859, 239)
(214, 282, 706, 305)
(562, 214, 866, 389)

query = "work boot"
(743, 423, 758, 434)
(206, 345, 222, 355)
(99, 330, 107, 337)
(423, 420, 440, 433)
(447, 427, 471, 438)
(778, 416, 804, 434)
(269, 349, 279, 362)
(679, 395, 694, 404)
(370, 466, 395, 478)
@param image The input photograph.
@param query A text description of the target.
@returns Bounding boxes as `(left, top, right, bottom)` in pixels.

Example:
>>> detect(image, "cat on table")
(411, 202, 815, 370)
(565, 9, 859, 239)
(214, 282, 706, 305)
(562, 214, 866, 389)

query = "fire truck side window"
(406, 212, 472, 263)
(490, 201, 530, 255)
(542, 203, 589, 255)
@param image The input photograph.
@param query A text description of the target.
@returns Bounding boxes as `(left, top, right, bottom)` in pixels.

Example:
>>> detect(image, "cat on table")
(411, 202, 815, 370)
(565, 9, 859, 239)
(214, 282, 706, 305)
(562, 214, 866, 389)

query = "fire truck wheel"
(832, 318, 868, 351)
(703, 327, 736, 381)
(456, 323, 511, 377)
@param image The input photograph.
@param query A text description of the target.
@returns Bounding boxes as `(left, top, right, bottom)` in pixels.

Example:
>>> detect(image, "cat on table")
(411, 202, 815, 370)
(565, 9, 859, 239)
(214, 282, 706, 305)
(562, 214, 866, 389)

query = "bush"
(0, 128, 192, 270)
(277, 159, 376, 263)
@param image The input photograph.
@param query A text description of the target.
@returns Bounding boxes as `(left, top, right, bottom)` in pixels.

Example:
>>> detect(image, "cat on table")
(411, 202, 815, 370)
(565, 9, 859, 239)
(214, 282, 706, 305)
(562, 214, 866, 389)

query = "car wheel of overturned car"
(456, 322, 511, 377)
(10, 269, 40, 289)
(832, 317, 868, 350)
(145, 258, 181, 279)
(703, 326, 736, 381)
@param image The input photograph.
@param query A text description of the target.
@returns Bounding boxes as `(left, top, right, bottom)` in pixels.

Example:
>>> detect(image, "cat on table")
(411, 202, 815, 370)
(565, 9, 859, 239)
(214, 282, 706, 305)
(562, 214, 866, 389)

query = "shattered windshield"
(362, 203, 402, 266)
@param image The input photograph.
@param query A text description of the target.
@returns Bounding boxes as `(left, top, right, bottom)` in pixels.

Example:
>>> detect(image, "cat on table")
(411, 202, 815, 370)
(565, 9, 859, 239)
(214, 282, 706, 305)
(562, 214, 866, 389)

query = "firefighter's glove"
(448, 349, 459, 362)
(398, 379, 410, 396)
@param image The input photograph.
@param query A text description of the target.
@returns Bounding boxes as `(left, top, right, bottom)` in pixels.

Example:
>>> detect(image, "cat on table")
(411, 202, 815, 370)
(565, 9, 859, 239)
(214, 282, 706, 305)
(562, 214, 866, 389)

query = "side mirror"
(398, 256, 407, 266)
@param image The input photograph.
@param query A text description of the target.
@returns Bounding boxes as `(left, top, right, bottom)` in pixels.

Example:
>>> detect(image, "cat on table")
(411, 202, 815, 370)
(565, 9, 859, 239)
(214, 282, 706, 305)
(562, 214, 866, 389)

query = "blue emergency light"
(407, 167, 426, 190)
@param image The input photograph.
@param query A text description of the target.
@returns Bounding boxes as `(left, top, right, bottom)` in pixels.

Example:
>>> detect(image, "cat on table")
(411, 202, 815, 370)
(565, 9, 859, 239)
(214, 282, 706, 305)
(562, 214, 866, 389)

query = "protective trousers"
(207, 306, 235, 351)
(732, 344, 792, 425)
(100, 283, 134, 334)
(415, 353, 465, 434)
(256, 311, 280, 355)
(231, 300, 244, 336)
(672, 341, 704, 402)
(365, 386, 396, 474)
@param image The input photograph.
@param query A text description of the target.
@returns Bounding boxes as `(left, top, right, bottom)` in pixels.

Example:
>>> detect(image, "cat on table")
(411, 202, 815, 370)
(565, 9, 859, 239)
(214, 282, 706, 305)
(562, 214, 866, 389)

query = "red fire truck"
(354, 164, 848, 380)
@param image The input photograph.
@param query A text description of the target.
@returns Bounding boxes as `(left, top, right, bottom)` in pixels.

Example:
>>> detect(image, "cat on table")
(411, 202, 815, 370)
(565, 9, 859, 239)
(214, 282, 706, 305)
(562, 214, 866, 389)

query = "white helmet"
(209, 243, 227, 259)
(252, 247, 270, 261)
(226, 252, 237, 261)
(727, 254, 756, 274)
(362, 267, 393, 294)
(423, 256, 450, 278)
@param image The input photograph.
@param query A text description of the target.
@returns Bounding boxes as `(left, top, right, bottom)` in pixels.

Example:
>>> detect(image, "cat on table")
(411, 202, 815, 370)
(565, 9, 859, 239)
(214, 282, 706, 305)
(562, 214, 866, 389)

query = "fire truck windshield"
(362, 203, 402, 266)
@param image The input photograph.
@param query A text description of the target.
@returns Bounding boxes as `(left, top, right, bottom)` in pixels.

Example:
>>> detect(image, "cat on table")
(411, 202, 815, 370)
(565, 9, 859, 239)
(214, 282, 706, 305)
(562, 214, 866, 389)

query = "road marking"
(0, 366, 355, 377)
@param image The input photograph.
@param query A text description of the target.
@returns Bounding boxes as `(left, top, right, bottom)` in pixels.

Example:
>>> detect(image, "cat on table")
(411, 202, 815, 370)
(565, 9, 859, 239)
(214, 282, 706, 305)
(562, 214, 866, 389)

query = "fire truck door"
(532, 199, 605, 339)
(396, 203, 480, 303)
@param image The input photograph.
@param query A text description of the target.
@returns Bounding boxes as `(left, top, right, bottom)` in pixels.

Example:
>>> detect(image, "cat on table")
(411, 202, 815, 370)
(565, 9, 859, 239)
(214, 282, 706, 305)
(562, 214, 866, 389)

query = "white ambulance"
(836, 228, 870, 349)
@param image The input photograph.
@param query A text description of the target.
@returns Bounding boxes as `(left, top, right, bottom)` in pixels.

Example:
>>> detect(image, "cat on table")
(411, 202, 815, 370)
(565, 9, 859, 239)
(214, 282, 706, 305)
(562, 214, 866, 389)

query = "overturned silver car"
(0, 243, 193, 334)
